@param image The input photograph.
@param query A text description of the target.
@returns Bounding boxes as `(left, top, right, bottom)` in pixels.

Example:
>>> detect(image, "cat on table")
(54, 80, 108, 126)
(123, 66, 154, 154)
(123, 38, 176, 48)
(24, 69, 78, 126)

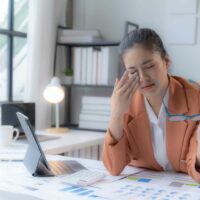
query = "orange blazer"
(103, 76, 200, 183)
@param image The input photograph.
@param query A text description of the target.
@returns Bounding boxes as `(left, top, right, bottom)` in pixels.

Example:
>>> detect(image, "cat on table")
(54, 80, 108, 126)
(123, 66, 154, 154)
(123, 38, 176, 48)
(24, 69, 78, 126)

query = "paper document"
(0, 143, 26, 161)
(0, 190, 42, 200)
(0, 162, 106, 200)
(96, 170, 200, 200)
(96, 181, 200, 200)
(72, 157, 144, 186)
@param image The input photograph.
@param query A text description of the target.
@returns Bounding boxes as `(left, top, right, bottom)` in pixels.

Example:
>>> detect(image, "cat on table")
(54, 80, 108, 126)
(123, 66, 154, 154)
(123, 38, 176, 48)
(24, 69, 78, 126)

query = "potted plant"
(63, 67, 73, 85)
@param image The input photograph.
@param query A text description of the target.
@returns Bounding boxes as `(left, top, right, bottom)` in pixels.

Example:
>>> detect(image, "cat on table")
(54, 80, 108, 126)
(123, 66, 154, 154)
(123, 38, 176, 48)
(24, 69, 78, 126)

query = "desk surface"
(37, 129, 105, 155)
(1, 156, 200, 200)
(0, 129, 105, 160)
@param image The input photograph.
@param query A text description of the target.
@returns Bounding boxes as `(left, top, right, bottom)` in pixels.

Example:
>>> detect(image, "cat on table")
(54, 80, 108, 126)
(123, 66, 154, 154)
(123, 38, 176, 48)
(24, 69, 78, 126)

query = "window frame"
(0, 0, 27, 101)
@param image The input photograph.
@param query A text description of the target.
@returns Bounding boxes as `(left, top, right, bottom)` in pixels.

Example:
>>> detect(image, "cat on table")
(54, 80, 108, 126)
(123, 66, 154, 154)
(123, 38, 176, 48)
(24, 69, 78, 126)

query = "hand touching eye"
(111, 70, 139, 117)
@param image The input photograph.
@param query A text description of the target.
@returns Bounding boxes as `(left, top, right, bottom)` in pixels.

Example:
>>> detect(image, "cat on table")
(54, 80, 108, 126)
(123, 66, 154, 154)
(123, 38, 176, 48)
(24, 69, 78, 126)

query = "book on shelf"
(58, 35, 102, 43)
(101, 47, 118, 85)
(80, 110, 111, 115)
(81, 96, 111, 112)
(72, 46, 118, 86)
(73, 47, 82, 84)
(79, 120, 108, 130)
(78, 96, 111, 130)
(58, 29, 102, 43)
(59, 29, 101, 37)
(86, 48, 93, 85)
(82, 104, 111, 112)
(96, 49, 102, 85)
(79, 112, 110, 122)
(92, 48, 98, 85)
(81, 48, 87, 84)
(82, 96, 110, 105)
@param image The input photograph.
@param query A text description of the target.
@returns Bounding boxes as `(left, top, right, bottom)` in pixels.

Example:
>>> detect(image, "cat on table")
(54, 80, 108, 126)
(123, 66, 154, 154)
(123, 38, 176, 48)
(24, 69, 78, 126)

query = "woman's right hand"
(108, 70, 139, 140)
(111, 70, 139, 117)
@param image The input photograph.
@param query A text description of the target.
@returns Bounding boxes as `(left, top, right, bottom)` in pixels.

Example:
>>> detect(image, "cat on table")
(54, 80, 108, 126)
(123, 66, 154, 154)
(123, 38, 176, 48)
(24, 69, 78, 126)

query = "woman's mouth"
(141, 83, 155, 90)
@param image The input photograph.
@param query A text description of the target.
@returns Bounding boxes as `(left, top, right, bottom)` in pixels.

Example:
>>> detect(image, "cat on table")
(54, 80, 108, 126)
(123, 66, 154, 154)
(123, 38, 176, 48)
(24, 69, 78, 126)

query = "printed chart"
(96, 171, 200, 200)
(126, 170, 200, 191)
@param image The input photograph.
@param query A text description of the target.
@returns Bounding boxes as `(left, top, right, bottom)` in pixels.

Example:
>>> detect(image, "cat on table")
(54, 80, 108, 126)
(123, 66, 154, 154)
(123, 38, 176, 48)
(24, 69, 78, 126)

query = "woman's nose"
(138, 69, 148, 82)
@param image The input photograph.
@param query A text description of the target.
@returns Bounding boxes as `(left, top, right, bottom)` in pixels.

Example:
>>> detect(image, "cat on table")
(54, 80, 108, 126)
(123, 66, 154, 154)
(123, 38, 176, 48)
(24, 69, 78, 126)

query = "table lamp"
(43, 77, 69, 133)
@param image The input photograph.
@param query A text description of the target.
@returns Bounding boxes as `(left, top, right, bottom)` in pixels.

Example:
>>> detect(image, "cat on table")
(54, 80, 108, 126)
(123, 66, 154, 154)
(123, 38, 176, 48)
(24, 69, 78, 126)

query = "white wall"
(73, 0, 200, 81)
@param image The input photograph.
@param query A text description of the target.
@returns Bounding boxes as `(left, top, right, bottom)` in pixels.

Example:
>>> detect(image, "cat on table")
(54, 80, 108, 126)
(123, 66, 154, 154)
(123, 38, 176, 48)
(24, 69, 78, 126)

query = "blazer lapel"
(126, 92, 163, 170)
(166, 77, 188, 171)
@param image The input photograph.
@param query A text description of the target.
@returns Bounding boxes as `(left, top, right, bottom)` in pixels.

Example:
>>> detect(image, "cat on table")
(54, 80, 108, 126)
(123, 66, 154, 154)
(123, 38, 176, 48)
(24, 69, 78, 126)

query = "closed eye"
(145, 65, 154, 69)
(127, 69, 137, 74)
(130, 71, 137, 74)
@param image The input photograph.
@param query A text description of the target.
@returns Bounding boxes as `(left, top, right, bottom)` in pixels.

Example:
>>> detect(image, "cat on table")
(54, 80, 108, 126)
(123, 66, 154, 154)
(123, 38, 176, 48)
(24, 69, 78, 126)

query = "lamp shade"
(43, 77, 64, 104)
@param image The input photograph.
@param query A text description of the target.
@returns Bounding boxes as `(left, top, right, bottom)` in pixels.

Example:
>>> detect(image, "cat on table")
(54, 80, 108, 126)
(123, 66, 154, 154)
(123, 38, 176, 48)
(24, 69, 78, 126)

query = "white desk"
(0, 129, 105, 161)
(37, 129, 105, 156)
(1, 156, 200, 200)
(37, 130, 105, 155)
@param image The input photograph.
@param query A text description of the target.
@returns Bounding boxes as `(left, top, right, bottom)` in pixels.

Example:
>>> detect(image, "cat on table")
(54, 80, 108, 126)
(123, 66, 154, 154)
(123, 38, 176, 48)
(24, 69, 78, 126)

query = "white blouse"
(144, 88, 173, 171)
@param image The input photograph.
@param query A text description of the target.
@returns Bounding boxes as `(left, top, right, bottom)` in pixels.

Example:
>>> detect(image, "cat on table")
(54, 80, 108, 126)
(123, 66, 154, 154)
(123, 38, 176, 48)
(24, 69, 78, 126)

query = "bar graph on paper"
(126, 170, 200, 191)
(97, 171, 200, 200)
(60, 184, 99, 198)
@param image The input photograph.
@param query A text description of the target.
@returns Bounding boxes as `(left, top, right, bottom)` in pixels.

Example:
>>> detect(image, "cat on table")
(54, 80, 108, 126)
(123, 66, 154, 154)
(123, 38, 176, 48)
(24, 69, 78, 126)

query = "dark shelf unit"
(54, 27, 120, 130)
(60, 123, 106, 132)
(62, 84, 114, 88)
(57, 41, 119, 47)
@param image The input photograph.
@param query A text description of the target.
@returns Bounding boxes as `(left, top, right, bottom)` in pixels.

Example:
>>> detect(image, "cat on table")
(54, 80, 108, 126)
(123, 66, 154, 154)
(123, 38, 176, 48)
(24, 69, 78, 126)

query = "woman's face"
(122, 44, 170, 98)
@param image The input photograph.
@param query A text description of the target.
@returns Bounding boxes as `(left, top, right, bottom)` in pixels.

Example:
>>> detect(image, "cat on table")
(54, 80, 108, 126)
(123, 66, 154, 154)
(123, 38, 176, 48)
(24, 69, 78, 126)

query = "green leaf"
(63, 68, 73, 76)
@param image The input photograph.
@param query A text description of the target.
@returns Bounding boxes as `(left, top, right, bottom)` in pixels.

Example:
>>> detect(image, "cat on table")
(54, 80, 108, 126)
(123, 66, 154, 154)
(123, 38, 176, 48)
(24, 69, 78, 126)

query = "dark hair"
(119, 28, 167, 59)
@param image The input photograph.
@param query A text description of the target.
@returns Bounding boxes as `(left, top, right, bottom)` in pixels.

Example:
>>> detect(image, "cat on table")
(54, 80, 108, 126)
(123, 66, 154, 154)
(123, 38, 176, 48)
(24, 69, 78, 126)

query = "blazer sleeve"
(102, 128, 131, 176)
(186, 85, 200, 182)
(186, 126, 200, 183)
(102, 114, 132, 176)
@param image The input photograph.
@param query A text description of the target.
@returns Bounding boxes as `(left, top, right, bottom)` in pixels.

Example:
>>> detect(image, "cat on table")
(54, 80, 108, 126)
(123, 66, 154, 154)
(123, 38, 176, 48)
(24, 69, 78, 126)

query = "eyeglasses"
(188, 79, 200, 88)
(160, 79, 200, 122)
(163, 102, 200, 121)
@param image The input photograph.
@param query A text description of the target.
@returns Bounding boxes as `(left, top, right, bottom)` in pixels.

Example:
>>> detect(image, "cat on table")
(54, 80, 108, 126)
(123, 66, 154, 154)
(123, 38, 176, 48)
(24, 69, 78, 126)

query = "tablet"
(16, 112, 86, 177)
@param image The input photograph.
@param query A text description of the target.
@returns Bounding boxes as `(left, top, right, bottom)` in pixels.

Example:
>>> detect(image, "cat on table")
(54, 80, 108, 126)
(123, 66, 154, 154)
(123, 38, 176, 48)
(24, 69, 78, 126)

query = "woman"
(102, 28, 200, 182)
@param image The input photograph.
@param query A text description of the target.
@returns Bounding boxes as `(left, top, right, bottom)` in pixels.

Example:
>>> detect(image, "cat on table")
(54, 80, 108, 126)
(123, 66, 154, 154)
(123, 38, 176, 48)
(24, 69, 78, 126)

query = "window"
(0, 0, 29, 101)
